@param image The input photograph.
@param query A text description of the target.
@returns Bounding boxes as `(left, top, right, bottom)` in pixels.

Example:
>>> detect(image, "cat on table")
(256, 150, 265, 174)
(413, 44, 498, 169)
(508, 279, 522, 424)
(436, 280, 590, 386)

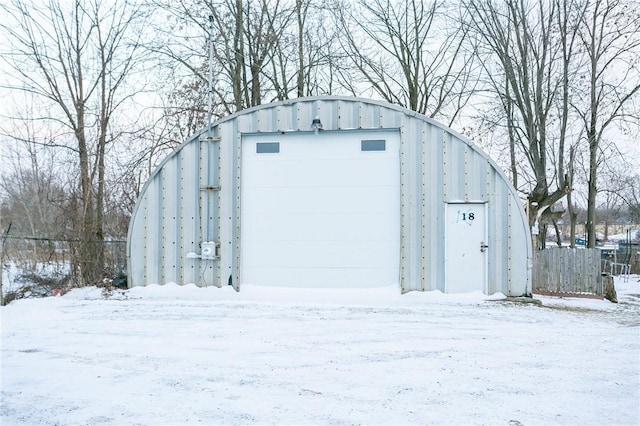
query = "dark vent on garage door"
(256, 142, 280, 153)
(361, 140, 386, 151)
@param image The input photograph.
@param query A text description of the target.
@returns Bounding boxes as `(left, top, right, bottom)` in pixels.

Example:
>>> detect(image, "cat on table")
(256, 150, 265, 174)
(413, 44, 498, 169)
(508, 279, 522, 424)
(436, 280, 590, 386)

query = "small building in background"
(127, 96, 532, 295)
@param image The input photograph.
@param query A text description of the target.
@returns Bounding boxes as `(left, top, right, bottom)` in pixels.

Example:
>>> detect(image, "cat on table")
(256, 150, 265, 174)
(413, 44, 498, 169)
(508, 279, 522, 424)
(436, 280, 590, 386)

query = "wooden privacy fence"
(533, 248, 602, 296)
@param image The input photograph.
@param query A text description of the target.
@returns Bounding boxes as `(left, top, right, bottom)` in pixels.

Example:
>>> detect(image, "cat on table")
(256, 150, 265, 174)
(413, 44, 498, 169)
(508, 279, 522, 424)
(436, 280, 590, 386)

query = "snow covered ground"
(1, 277, 639, 425)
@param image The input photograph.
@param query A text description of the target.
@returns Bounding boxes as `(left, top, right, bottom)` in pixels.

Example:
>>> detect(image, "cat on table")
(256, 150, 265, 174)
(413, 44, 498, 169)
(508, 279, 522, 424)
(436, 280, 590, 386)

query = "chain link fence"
(1, 235, 126, 304)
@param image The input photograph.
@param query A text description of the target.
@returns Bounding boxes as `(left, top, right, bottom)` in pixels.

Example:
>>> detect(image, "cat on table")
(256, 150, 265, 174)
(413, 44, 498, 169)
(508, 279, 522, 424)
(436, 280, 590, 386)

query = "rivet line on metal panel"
(464, 145, 469, 201)
(159, 171, 165, 284)
(421, 121, 427, 290)
(194, 139, 202, 280)
(143, 194, 148, 285)
(178, 153, 184, 284)
(214, 127, 222, 286)
(198, 139, 204, 245)
(234, 129, 242, 288)
(400, 118, 407, 289)
(217, 130, 222, 285)
(485, 159, 490, 200)
(508, 194, 513, 294)
(442, 131, 447, 200)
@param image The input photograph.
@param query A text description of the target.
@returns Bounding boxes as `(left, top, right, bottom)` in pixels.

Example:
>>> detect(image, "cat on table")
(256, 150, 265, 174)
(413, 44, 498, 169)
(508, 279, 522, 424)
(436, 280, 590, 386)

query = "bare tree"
(269, 0, 345, 99)
(0, 0, 149, 285)
(336, 0, 478, 125)
(150, 0, 343, 118)
(574, 0, 640, 247)
(627, 174, 640, 224)
(0, 126, 70, 241)
(595, 152, 637, 238)
(0, 97, 77, 291)
(555, 0, 588, 247)
(150, 0, 292, 114)
(464, 0, 576, 248)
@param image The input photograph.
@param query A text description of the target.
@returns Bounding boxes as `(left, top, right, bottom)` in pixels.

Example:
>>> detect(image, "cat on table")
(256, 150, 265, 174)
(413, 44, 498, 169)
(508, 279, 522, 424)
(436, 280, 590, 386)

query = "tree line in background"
(0, 0, 639, 285)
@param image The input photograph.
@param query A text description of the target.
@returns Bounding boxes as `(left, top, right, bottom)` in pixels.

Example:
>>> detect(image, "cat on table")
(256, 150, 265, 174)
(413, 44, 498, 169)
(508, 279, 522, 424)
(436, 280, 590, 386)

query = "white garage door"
(240, 131, 400, 288)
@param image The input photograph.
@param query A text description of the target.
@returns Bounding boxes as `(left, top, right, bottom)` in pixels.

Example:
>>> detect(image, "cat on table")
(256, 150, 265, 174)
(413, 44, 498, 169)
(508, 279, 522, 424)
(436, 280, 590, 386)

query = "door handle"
(480, 241, 489, 252)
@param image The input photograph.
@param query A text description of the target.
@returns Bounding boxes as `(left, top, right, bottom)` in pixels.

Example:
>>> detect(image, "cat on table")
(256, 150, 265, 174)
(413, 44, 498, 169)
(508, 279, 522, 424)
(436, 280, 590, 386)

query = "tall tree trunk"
(552, 219, 562, 247)
(587, 125, 598, 247)
(96, 130, 106, 279)
(296, 0, 305, 97)
(567, 146, 577, 248)
(505, 82, 518, 189)
(76, 110, 96, 286)
(233, 0, 245, 111)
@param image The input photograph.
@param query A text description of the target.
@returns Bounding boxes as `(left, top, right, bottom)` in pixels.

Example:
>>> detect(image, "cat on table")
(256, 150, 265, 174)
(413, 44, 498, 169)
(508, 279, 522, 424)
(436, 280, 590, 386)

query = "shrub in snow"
(3, 270, 71, 304)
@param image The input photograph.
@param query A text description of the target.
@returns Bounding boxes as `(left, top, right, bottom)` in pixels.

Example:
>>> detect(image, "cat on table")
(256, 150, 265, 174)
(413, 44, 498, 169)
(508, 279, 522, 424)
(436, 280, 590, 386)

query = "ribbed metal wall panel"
(425, 123, 445, 292)
(488, 170, 508, 294)
(127, 129, 222, 287)
(127, 96, 532, 296)
(219, 120, 236, 288)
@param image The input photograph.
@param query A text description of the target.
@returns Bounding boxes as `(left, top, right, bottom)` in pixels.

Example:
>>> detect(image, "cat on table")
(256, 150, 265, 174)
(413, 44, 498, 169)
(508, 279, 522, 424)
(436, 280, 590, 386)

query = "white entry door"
(241, 131, 400, 288)
(445, 203, 488, 293)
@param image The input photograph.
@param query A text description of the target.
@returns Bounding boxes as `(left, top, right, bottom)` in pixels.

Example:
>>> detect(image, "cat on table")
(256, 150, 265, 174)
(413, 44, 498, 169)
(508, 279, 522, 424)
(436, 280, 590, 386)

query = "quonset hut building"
(127, 96, 532, 296)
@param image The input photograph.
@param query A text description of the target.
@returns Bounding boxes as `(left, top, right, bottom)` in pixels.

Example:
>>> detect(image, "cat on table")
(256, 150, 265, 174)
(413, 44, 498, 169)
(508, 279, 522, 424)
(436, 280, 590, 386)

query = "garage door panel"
(242, 213, 397, 243)
(242, 158, 397, 188)
(241, 131, 400, 288)
(242, 187, 398, 215)
(242, 266, 397, 287)
(242, 240, 392, 268)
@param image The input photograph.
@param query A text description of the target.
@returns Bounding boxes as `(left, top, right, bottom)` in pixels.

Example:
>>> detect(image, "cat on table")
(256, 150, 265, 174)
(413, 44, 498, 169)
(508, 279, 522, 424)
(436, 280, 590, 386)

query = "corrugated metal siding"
(127, 96, 532, 296)
(127, 132, 222, 287)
